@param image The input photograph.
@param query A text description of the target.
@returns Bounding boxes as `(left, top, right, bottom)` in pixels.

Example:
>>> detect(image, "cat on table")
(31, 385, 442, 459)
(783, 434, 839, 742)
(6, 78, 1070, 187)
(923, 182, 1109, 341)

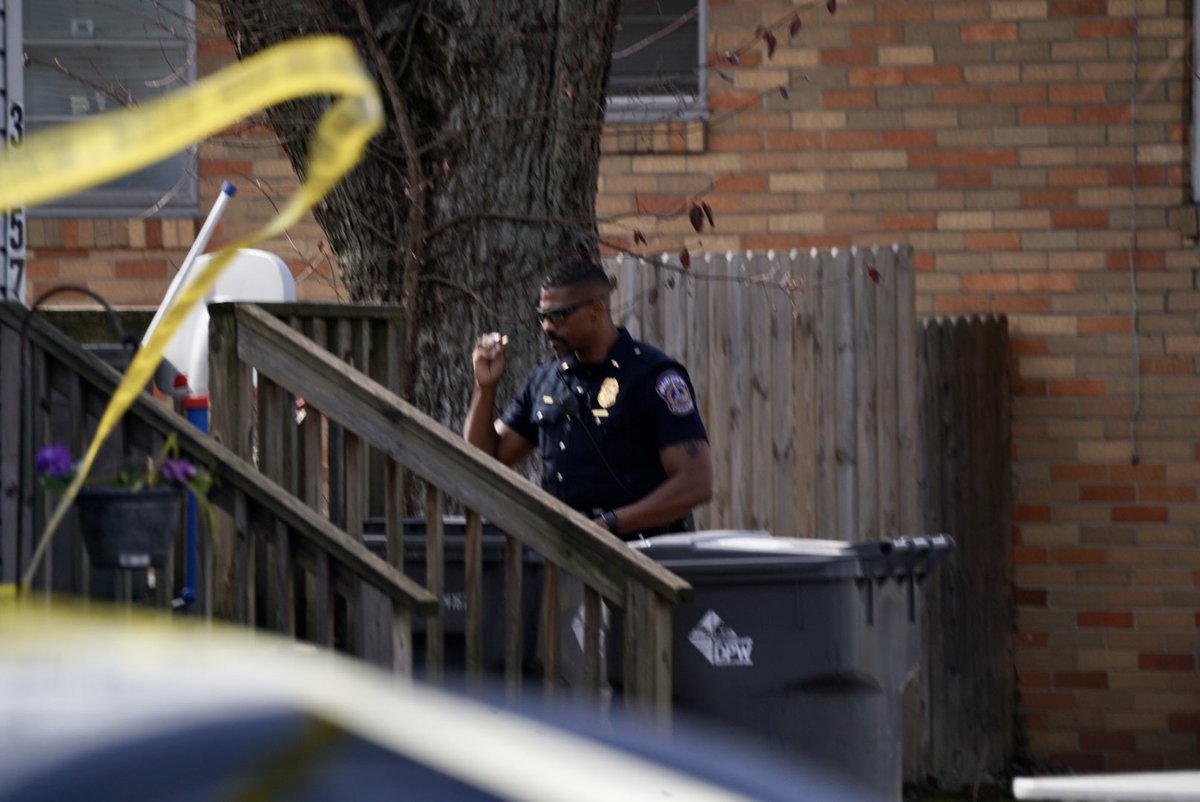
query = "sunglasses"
(534, 298, 595, 325)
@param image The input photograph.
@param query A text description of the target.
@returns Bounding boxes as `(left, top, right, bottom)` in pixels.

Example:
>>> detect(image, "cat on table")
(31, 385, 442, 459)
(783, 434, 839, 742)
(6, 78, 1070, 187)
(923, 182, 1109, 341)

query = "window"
(606, 0, 706, 123)
(23, 0, 196, 216)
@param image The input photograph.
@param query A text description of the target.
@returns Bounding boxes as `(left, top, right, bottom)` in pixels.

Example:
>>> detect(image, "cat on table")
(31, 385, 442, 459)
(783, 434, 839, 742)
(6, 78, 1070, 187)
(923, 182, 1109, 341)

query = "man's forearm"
(609, 472, 711, 535)
(463, 383, 500, 456)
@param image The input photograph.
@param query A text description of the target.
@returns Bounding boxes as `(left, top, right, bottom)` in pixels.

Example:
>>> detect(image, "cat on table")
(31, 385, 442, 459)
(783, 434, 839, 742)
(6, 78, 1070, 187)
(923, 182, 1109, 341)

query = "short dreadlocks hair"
(542, 258, 613, 296)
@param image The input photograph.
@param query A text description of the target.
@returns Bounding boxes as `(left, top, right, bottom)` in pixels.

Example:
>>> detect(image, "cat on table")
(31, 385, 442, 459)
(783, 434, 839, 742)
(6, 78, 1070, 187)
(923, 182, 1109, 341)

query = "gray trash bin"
(629, 530, 953, 802)
(364, 516, 543, 679)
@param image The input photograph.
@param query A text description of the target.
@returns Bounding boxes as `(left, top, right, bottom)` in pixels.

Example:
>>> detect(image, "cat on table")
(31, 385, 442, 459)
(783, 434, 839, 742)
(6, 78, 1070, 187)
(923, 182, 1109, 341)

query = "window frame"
(605, 0, 708, 125)
(23, 0, 198, 218)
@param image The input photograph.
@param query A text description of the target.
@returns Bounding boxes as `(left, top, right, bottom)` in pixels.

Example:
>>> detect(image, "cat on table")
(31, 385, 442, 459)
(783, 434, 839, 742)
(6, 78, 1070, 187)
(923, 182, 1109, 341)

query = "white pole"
(141, 180, 237, 347)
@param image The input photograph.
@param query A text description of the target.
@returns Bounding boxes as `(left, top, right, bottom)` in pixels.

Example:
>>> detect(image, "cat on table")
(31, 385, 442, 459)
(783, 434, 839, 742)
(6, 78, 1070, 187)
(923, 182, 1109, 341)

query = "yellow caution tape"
(7, 36, 383, 592)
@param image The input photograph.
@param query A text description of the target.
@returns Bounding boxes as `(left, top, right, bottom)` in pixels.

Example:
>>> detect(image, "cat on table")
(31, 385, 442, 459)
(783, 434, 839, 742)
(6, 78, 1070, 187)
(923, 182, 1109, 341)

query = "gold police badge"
(598, 377, 620, 408)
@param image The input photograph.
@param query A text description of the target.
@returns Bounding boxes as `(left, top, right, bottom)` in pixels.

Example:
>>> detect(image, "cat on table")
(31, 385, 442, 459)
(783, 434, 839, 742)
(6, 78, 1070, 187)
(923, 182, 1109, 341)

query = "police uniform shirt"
(500, 328, 708, 517)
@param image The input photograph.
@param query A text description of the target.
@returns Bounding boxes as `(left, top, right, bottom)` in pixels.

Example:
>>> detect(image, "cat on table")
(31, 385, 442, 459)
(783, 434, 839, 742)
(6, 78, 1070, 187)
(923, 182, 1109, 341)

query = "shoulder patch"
(656, 371, 695, 416)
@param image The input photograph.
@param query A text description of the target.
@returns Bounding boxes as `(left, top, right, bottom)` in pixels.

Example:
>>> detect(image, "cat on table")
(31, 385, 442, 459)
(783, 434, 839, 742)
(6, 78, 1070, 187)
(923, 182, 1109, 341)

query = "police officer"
(464, 257, 712, 538)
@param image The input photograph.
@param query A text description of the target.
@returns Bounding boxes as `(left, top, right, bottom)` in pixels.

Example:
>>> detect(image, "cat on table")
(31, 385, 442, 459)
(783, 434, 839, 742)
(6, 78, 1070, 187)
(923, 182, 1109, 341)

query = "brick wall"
(21, 0, 1199, 774)
(598, 0, 1200, 772)
(25, 9, 342, 307)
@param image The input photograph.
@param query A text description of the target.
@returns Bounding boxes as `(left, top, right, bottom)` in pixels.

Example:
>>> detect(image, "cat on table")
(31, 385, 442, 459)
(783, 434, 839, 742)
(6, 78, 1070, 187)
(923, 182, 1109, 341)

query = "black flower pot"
(75, 486, 183, 570)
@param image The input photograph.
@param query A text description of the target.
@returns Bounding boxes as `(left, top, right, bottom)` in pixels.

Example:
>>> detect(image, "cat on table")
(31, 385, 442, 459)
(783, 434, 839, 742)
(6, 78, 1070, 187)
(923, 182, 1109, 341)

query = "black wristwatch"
(600, 510, 619, 534)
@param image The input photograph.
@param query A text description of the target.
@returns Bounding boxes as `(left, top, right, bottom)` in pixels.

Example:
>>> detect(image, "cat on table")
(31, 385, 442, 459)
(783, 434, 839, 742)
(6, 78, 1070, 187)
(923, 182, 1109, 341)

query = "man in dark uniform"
(464, 258, 712, 537)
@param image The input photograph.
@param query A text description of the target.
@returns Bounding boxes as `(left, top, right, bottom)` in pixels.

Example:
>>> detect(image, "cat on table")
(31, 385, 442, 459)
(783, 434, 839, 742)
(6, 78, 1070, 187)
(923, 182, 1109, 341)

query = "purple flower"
(159, 457, 197, 486)
(35, 445, 74, 480)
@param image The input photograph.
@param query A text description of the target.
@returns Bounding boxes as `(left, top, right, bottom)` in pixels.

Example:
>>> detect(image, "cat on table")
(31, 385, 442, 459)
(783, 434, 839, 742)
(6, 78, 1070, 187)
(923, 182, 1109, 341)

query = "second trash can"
(364, 516, 543, 678)
(629, 530, 953, 802)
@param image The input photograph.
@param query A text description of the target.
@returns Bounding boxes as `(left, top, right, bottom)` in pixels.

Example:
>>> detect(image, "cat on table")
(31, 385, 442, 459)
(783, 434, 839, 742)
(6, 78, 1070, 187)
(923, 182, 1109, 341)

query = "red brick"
(993, 85, 1046, 104)
(710, 92, 761, 111)
(1139, 485, 1196, 503)
(1138, 653, 1196, 671)
(1049, 380, 1105, 397)
(1080, 484, 1135, 502)
(1050, 0, 1107, 16)
(906, 66, 963, 85)
(1053, 210, 1108, 229)
(1014, 504, 1052, 523)
(145, 220, 162, 250)
(197, 39, 236, 56)
(1079, 732, 1135, 751)
(883, 130, 936, 148)
(934, 295, 990, 314)
(1078, 316, 1132, 334)
(635, 195, 685, 215)
(709, 132, 763, 152)
(879, 3, 932, 21)
(962, 23, 1017, 42)
(1141, 357, 1192, 375)
(1023, 692, 1076, 710)
(963, 273, 1018, 292)
(115, 261, 169, 279)
(1111, 506, 1168, 523)
(821, 89, 875, 109)
(1020, 274, 1076, 292)
(909, 150, 964, 168)
(826, 131, 881, 149)
(934, 87, 990, 105)
(850, 67, 905, 87)
(1078, 611, 1133, 628)
(1054, 671, 1108, 689)
(61, 220, 78, 248)
(1016, 587, 1048, 606)
(199, 160, 252, 178)
(1013, 378, 1046, 396)
(31, 248, 89, 259)
(1079, 106, 1131, 125)
(821, 47, 875, 67)
(938, 171, 992, 188)
(714, 174, 770, 193)
(1051, 464, 1107, 481)
(765, 132, 821, 150)
(1049, 168, 1108, 187)
(1050, 85, 1107, 104)
(1052, 547, 1107, 565)
(849, 25, 904, 46)
(1110, 464, 1165, 482)
(1106, 251, 1164, 270)
(995, 295, 1050, 313)
(1078, 19, 1135, 38)
(1108, 166, 1165, 185)
(1022, 189, 1077, 208)
(1021, 107, 1074, 126)
(1014, 546, 1047, 565)
(965, 148, 1018, 167)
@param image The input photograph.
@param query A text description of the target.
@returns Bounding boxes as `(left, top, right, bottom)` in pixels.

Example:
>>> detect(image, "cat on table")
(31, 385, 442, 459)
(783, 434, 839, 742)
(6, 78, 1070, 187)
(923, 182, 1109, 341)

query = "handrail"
(0, 301, 437, 616)
(219, 302, 692, 607)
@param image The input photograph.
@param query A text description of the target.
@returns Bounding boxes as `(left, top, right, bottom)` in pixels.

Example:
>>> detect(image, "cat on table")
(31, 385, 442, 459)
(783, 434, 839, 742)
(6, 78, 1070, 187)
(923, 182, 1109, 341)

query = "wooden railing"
(0, 300, 437, 665)
(206, 302, 690, 720)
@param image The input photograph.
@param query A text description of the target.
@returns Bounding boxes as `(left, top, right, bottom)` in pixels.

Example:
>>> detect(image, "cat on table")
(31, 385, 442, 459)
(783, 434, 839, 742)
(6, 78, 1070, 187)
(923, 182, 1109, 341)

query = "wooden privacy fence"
(606, 245, 919, 541)
(208, 303, 691, 720)
(0, 301, 437, 652)
(914, 314, 1014, 785)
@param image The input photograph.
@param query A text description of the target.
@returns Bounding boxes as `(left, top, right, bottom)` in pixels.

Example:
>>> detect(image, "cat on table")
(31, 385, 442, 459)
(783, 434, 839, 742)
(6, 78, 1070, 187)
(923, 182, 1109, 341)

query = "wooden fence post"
(207, 304, 253, 620)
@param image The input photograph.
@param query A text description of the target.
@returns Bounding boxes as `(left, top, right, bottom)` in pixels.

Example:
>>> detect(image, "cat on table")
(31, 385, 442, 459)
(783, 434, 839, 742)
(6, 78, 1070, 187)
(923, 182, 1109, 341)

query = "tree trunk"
(217, 0, 620, 426)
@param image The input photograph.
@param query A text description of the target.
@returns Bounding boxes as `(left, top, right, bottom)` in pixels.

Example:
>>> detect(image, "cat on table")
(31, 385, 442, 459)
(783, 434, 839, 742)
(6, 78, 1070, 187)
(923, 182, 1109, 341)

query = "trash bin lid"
(632, 531, 953, 581)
